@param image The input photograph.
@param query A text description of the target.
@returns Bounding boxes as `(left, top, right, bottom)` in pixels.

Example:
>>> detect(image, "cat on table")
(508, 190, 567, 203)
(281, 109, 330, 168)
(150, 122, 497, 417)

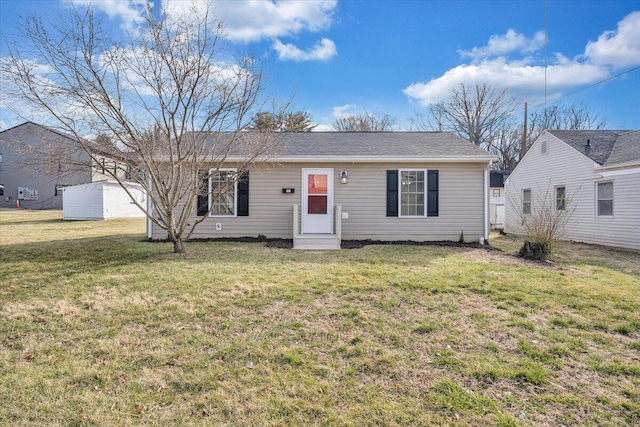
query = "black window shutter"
(237, 171, 249, 216)
(196, 172, 209, 216)
(427, 170, 439, 217)
(386, 170, 398, 217)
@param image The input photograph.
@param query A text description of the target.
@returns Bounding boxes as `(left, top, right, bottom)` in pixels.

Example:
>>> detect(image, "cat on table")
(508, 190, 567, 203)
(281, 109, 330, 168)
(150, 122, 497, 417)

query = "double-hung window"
(555, 186, 565, 211)
(596, 182, 613, 217)
(522, 189, 532, 214)
(210, 169, 237, 216)
(400, 169, 426, 217)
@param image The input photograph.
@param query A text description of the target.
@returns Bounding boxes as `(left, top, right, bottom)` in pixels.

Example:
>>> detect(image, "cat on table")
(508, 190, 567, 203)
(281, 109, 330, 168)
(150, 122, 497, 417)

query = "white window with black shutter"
(387, 169, 438, 217)
(196, 169, 249, 217)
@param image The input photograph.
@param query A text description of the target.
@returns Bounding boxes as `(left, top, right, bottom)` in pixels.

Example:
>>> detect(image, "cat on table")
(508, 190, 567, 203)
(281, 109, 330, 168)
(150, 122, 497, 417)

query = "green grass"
(1, 210, 639, 426)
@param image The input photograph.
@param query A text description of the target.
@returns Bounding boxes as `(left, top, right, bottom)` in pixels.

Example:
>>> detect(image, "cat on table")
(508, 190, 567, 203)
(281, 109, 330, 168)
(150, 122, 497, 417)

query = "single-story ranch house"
(149, 132, 497, 249)
(505, 129, 640, 251)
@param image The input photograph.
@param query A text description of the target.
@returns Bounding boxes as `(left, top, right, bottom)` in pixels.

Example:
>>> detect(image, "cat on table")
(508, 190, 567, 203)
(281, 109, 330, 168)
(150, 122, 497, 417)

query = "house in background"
(0, 122, 92, 209)
(149, 132, 497, 249)
(489, 170, 509, 230)
(505, 129, 640, 251)
(0, 121, 135, 213)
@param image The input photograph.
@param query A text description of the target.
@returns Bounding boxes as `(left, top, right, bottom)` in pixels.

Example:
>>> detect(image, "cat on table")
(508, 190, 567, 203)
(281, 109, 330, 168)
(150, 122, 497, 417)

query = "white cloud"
(404, 11, 639, 106)
(164, 0, 337, 43)
(310, 104, 357, 131)
(459, 29, 545, 60)
(273, 38, 336, 62)
(69, 0, 147, 30)
(332, 104, 357, 118)
(585, 11, 640, 68)
(312, 123, 333, 131)
(70, 1, 338, 45)
(403, 57, 610, 106)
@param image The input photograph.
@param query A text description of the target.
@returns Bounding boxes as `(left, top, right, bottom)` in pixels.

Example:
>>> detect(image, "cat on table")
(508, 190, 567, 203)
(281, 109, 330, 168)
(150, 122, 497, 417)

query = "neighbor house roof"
(200, 131, 496, 163)
(490, 171, 510, 187)
(546, 129, 639, 168)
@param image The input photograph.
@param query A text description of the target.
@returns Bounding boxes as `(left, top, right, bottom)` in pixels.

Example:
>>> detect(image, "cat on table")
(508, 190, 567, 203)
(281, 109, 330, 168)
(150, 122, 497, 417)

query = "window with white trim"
(555, 186, 565, 211)
(522, 189, 532, 214)
(209, 169, 237, 216)
(541, 140, 548, 154)
(596, 182, 613, 217)
(399, 169, 425, 217)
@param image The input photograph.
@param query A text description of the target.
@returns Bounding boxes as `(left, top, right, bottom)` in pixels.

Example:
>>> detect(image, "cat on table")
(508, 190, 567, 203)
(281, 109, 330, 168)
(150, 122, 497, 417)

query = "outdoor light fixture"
(340, 170, 349, 184)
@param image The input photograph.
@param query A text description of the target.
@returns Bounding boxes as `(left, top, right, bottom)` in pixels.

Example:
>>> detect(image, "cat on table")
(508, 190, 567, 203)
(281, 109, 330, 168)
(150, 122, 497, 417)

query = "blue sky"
(1, 0, 639, 131)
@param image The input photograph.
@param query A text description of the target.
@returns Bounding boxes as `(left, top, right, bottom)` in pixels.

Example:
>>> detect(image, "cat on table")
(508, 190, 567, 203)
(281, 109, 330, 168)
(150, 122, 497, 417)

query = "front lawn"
(1, 209, 638, 426)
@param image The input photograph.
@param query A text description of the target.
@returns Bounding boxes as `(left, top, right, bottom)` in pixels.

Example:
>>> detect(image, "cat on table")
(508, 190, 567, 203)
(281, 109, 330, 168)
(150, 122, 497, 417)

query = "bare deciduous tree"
(526, 103, 608, 147)
(2, 2, 280, 253)
(411, 83, 516, 150)
(490, 126, 521, 171)
(509, 182, 577, 261)
(333, 111, 395, 131)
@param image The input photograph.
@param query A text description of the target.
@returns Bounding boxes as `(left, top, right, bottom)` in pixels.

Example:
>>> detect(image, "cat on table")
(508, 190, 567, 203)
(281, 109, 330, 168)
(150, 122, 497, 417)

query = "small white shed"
(63, 181, 146, 220)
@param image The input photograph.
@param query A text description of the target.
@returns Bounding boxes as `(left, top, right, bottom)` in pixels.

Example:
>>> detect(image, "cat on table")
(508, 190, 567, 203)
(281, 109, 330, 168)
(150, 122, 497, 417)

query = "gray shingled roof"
(546, 129, 639, 166)
(203, 131, 494, 160)
(605, 130, 640, 167)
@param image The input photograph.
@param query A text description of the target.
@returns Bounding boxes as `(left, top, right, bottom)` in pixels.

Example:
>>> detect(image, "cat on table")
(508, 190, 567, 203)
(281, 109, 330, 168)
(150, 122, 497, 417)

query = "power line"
(532, 64, 640, 109)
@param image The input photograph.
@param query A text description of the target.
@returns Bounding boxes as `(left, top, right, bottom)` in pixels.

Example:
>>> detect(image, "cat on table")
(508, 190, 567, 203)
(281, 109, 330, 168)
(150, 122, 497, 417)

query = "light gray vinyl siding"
(0, 122, 92, 209)
(505, 132, 640, 251)
(151, 162, 486, 242)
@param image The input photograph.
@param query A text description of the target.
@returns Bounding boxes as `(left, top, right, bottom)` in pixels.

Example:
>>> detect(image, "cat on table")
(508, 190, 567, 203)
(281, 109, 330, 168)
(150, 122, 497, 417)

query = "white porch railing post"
(293, 204, 299, 237)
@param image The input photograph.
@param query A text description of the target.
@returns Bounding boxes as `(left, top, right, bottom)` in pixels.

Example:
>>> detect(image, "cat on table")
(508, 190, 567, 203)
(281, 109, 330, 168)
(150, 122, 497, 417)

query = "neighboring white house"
(489, 171, 509, 230)
(149, 132, 497, 249)
(505, 129, 640, 251)
(63, 181, 146, 220)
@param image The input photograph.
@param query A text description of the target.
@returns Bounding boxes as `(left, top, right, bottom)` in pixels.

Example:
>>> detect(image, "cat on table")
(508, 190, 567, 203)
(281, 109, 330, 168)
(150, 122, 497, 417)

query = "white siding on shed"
(63, 182, 146, 220)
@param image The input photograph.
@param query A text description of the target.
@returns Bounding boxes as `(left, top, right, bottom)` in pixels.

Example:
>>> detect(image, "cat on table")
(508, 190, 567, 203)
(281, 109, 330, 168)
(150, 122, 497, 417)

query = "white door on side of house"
(496, 204, 506, 229)
(302, 168, 333, 234)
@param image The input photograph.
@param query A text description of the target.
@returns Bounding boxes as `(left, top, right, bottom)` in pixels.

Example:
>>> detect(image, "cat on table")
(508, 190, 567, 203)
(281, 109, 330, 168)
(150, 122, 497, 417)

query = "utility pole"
(521, 102, 528, 159)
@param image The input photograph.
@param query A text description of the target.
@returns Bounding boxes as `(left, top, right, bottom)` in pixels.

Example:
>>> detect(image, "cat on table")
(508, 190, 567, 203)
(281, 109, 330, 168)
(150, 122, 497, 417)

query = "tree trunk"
(173, 239, 187, 254)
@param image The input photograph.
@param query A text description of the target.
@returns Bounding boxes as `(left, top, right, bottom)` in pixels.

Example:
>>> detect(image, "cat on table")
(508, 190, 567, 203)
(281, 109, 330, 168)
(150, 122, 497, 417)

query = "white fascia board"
(595, 165, 640, 177)
(224, 155, 498, 164)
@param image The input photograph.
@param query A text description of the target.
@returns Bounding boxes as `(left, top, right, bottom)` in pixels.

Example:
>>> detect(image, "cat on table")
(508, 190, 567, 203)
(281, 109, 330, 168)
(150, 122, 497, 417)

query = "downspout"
(483, 162, 491, 244)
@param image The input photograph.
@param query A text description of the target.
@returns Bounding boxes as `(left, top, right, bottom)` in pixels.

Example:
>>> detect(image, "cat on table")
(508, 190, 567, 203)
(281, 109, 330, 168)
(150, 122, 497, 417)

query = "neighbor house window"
(522, 189, 532, 214)
(0, 153, 3, 171)
(555, 186, 565, 211)
(0, 184, 4, 196)
(541, 140, 548, 154)
(596, 182, 613, 217)
(210, 169, 237, 216)
(400, 169, 425, 216)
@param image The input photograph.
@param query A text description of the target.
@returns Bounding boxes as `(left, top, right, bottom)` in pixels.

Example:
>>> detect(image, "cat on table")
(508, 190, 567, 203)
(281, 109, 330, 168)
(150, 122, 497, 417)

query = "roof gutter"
(221, 155, 499, 164)
(594, 160, 640, 172)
